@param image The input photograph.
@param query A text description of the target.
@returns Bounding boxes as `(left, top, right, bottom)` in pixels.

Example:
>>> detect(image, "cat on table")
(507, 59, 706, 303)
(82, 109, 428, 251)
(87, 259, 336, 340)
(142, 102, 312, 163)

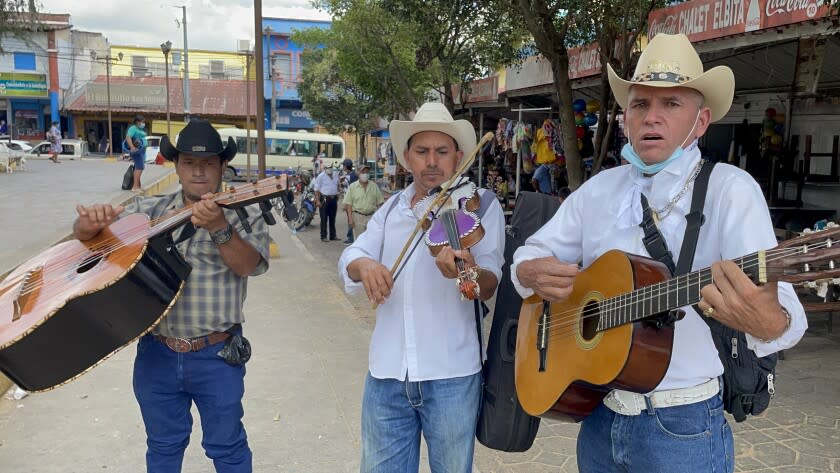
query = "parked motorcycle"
(273, 181, 315, 231)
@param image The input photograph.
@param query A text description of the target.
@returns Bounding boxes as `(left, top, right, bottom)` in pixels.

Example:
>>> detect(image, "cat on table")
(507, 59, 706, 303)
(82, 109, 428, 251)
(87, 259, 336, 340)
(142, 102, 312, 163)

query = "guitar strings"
(532, 240, 838, 338)
(7, 180, 286, 297)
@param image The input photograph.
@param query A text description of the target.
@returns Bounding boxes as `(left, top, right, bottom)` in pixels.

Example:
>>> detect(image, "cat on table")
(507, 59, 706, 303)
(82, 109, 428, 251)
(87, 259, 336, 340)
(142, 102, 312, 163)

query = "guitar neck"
(597, 252, 765, 331)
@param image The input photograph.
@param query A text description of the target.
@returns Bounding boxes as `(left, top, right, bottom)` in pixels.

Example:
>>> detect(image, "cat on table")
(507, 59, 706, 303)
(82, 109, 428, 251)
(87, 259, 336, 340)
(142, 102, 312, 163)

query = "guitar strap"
(640, 159, 715, 276)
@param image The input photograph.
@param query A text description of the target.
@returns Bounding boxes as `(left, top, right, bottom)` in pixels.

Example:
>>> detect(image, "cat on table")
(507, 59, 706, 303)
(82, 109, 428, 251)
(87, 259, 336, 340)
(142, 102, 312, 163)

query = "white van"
(217, 128, 345, 180)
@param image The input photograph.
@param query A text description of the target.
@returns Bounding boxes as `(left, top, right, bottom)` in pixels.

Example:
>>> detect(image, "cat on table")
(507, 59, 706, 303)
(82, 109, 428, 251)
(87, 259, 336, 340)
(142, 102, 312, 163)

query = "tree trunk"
(550, 56, 583, 189)
(442, 81, 456, 114)
(359, 132, 367, 165)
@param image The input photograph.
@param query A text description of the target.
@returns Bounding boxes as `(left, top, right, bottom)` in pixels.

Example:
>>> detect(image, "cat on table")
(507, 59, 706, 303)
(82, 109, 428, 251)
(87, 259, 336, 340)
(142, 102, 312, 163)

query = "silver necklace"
(651, 159, 704, 222)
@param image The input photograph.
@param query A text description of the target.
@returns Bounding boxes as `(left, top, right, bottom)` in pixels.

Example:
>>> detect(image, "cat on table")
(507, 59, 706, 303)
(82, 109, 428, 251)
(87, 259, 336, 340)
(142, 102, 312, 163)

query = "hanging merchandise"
(535, 119, 558, 165)
(572, 99, 586, 113)
(584, 113, 598, 127)
(496, 119, 509, 149)
(761, 106, 785, 153)
(586, 100, 600, 113)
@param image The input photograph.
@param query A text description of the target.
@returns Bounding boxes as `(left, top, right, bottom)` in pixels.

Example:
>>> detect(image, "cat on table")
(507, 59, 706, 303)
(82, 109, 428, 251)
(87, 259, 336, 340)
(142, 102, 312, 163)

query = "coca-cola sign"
(648, 0, 829, 43)
(568, 43, 602, 80)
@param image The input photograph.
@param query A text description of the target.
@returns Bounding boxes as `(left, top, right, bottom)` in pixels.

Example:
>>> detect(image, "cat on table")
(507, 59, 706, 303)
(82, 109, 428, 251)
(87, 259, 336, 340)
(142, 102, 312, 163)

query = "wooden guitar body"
(515, 250, 675, 421)
(0, 213, 190, 391)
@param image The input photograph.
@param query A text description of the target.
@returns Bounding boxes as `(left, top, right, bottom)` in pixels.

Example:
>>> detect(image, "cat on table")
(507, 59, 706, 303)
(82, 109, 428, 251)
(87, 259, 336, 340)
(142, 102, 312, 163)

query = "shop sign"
(505, 56, 554, 92)
(275, 108, 316, 128)
(86, 84, 166, 108)
(453, 76, 499, 105)
(648, 0, 830, 43)
(568, 43, 602, 80)
(0, 73, 47, 97)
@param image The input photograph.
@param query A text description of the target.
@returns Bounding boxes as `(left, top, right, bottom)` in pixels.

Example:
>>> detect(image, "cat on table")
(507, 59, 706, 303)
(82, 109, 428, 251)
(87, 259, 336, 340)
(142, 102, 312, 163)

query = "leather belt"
(155, 332, 231, 353)
(603, 378, 720, 415)
(353, 210, 373, 216)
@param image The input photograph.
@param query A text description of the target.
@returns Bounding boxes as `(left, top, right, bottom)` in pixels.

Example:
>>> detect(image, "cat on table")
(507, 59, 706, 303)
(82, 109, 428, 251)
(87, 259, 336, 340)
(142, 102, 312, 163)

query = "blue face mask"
(621, 110, 701, 174)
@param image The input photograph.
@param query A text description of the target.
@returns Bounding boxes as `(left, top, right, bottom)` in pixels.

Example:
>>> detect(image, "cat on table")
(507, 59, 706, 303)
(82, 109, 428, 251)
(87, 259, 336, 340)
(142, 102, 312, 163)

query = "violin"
(414, 178, 485, 300)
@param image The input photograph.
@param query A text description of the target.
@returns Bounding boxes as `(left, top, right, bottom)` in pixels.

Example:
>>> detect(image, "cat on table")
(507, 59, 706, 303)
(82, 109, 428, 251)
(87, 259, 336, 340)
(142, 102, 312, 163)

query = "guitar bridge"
(537, 300, 551, 372)
(12, 266, 43, 322)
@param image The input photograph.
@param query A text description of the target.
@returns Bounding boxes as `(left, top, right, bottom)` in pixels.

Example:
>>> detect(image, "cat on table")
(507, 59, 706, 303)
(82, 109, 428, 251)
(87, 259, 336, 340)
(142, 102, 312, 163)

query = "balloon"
(770, 135, 783, 145)
(577, 139, 583, 150)
(573, 99, 586, 112)
(586, 100, 600, 113)
(576, 126, 586, 139)
(584, 113, 598, 126)
(763, 118, 775, 129)
(773, 113, 785, 124)
(575, 117, 585, 126)
(774, 123, 785, 134)
(765, 107, 777, 118)
(763, 128, 775, 137)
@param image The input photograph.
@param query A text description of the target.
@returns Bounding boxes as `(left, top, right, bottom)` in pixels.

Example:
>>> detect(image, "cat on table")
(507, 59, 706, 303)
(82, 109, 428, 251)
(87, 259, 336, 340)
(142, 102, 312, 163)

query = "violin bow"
(372, 131, 495, 308)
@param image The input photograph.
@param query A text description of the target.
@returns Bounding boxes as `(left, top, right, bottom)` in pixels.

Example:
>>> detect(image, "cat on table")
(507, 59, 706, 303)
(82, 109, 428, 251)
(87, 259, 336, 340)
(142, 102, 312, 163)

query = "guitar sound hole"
(580, 300, 601, 341)
(77, 253, 103, 273)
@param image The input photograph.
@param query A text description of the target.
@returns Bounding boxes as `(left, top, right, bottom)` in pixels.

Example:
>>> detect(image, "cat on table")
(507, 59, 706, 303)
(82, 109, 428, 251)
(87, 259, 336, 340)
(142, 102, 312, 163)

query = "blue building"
(261, 17, 331, 131)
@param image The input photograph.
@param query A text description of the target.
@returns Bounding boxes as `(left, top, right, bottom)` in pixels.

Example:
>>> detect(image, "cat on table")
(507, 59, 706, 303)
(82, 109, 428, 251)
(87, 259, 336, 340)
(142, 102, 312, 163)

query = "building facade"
(261, 17, 331, 131)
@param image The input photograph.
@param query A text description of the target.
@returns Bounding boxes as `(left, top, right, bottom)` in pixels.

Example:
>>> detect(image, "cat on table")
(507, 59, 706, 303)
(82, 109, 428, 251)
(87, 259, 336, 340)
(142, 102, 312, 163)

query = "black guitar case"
(477, 191, 561, 452)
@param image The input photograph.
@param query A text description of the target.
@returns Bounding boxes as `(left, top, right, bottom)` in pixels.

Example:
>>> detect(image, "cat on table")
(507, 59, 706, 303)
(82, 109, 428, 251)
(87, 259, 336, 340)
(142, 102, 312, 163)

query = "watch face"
(211, 224, 233, 244)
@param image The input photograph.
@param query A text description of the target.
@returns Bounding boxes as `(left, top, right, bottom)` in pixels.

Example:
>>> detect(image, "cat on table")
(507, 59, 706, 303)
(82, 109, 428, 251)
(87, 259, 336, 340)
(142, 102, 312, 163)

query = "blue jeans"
(131, 148, 146, 170)
(360, 371, 482, 473)
(577, 390, 734, 472)
(133, 334, 251, 473)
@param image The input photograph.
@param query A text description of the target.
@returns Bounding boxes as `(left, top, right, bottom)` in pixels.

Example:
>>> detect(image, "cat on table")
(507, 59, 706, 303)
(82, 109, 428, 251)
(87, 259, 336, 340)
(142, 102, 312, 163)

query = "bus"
(217, 128, 345, 180)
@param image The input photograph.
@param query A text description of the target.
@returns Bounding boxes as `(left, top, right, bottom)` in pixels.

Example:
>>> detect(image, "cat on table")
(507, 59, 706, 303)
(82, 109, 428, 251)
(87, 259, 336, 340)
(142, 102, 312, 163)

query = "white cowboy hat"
(389, 102, 477, 168)
(607, 33, 734, 122)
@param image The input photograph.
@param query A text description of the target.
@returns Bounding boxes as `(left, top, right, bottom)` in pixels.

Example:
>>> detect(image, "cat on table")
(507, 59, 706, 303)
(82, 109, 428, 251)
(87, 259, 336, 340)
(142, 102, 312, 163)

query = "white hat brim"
(607, 63, 734, 122)
(390, 120, 477, 168)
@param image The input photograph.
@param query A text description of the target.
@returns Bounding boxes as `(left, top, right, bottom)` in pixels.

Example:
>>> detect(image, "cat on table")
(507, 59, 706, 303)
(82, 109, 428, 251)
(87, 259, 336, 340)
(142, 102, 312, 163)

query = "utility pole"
(90, 51, 122, 159)
(266, 26, 276, 130)
(253, 0, 266, 178)
(176, 5, 191, 122)
(160, 40, 172, 138)
(244, 50, 254, 182)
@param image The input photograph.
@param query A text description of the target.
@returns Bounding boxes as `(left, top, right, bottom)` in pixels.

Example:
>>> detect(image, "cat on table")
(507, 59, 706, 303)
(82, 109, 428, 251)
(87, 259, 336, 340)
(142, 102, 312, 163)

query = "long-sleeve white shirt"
(339, 185, 506, 381)
(511, 146, 807, 391)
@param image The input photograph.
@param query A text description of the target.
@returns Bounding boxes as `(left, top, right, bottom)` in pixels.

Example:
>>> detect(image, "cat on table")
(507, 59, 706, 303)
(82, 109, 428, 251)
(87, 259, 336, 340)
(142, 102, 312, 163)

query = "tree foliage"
(507, 0, 664, 189)
(0, 0, 41, 51)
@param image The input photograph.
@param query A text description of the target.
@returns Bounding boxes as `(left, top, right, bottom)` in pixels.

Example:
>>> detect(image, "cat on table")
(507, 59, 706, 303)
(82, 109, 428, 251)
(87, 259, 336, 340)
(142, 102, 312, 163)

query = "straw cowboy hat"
(608, 33, 734, 122)
(160, 118, 237, 161)
(389, 102, 477, 168)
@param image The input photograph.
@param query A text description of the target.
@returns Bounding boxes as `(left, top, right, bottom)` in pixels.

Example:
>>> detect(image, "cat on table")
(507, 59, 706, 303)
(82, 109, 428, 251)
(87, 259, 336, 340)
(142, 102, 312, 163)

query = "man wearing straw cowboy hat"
(74, 119, 270, 472)
(338, 102, 505, 472)
(512, 34, 806, 471)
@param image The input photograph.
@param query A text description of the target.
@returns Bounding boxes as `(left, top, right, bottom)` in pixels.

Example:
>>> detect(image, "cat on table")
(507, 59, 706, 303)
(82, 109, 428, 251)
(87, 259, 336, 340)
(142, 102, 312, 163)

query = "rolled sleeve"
(338, 201, 388, 294)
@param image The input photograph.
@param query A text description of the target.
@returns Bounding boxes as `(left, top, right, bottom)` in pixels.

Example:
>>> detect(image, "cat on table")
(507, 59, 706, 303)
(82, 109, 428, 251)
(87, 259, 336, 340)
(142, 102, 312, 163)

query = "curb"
(0, 168, 178, 396)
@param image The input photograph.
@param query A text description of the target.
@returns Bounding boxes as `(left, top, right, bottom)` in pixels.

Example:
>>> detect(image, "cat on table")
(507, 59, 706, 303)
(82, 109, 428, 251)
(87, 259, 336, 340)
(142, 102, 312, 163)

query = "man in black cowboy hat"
(73, 119, 270, 473)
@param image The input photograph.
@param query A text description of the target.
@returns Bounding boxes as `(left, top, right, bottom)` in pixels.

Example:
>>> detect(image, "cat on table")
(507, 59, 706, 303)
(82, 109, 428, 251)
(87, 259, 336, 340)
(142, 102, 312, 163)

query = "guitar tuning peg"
(829, 221, 839, 228)
(259, 201, 276, 226)
(803, 228, 814, 234)
(235, 208, 252, 234)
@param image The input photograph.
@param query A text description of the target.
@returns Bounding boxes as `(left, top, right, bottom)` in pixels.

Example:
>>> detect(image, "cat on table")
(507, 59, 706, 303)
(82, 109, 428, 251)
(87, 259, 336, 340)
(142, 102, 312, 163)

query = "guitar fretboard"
(596, 252, 762, 331)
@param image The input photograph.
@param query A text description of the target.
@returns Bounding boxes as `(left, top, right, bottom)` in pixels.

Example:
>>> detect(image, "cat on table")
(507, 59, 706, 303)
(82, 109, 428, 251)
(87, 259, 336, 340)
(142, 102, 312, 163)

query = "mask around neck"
(622, 109, 701, 174)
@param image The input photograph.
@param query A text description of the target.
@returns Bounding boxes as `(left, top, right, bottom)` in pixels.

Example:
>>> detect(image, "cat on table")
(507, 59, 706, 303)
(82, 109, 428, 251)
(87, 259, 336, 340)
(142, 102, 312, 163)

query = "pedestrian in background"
(343, 164, 382, 244)
(125, 114, 147, 191)
(314, 163, 340, 242)
(47, 121, 62, 163)
(340, 158, 358, 244)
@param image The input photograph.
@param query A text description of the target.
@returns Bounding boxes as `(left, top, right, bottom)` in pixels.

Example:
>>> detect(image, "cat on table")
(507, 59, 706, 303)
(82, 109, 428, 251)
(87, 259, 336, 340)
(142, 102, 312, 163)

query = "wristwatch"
(209, 223, 234, 245)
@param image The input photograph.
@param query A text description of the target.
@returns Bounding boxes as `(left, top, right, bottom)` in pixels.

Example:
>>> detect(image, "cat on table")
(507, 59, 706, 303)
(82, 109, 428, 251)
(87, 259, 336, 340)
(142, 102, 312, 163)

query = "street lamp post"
(91, 51, 122, 159)
(160, 40, 172, 138)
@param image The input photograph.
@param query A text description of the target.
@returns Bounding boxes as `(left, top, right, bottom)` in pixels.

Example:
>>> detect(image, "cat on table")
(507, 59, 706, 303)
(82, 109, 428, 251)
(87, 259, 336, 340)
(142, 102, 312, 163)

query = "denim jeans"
(360, 371, 482, 473)
(133, 334, 252, 473)
(577, 389, 734, 473)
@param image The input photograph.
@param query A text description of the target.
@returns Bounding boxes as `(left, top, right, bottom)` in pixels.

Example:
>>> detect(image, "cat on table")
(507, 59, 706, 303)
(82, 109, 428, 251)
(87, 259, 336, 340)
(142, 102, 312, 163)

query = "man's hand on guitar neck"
(698, 260, 790, 342)
(516, 256, 579, 302)
(73, 204, 125, 241)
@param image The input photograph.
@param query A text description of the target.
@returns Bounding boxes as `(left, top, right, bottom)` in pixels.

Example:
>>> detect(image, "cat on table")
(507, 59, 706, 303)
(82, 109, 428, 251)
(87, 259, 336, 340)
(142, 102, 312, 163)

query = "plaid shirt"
(125, 192, 270, 338)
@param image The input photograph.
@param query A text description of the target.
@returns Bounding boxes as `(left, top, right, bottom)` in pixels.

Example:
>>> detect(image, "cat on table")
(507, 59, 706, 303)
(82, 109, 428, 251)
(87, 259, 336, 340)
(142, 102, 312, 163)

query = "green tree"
(297, 45, 383, 161)
(0, 1, 42, 51)
(508, 0, 663, 188)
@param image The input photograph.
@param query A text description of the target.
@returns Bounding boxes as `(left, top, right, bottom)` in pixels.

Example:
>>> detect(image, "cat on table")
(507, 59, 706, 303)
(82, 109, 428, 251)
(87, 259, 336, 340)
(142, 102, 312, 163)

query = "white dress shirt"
(511, 145, 807, 391)
(313, 171, 339, 196)
(339, 184, 506, 381)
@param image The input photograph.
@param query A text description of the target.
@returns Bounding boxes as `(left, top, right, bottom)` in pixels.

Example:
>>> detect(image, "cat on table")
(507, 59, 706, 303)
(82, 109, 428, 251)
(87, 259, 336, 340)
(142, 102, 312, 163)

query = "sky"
(38, 0, 332, 51)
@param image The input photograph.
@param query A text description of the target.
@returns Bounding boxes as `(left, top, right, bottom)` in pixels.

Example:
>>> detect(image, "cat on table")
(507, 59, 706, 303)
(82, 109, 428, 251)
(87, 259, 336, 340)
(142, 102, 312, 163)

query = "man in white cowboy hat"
(512, 34, 806, 471)
(338, 102, 505, 472)
(73, 119, 270, 472)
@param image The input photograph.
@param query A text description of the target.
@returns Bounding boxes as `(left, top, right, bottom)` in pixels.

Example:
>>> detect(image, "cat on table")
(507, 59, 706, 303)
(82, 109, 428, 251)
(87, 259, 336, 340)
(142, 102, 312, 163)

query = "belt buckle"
(166, 337, 193, 353)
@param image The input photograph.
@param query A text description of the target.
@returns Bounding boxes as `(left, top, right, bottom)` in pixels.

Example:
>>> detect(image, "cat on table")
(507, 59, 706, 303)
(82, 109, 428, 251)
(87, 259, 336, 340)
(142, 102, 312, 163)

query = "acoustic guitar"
(0, 176, 287, 392)
(515, 225, 840, 421)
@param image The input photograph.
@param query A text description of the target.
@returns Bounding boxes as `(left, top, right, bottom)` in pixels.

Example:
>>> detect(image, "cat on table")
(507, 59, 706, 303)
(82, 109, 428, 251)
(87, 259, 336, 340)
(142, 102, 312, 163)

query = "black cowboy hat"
(160, 118, 237, 161)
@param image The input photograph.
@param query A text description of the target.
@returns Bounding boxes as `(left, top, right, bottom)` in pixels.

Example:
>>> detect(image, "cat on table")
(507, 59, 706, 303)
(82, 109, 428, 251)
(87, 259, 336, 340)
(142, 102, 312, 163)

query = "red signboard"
(648, 0, 831, 43)
(568, 42, 602, 80)
(452, 76, 499, 105)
